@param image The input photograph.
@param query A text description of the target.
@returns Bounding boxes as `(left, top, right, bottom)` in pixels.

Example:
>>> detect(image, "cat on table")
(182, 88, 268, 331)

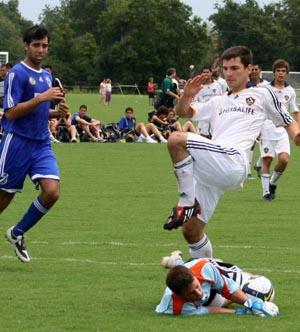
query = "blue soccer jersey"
(3, 61, 53, 140)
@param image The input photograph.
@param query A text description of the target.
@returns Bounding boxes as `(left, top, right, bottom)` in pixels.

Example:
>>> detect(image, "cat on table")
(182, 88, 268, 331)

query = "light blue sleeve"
(202, 263, 239, 297)
(155, 287, 209, 316)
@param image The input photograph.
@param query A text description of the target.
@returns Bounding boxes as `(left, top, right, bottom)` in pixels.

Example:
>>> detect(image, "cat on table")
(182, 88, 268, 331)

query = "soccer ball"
(242, 275, 275, 302)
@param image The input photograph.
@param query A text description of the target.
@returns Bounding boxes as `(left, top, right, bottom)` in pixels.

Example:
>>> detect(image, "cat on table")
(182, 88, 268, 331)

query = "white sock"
(270, 171, 282, 185)
(174, 156, 195, 206)
(189, 234, 213, 258)
(261, 173, 271, 195)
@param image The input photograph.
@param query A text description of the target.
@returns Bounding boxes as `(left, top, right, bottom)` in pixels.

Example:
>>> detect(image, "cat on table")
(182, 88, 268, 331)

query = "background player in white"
(259, 59, 300, 200)
(0, 26, 68, 262)
(194, 66, 223, 138)
(163, 46, 300, 260)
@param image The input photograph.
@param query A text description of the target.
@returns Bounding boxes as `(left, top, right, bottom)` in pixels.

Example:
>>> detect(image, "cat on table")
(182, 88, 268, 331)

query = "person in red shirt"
(147, 77, 156, 106)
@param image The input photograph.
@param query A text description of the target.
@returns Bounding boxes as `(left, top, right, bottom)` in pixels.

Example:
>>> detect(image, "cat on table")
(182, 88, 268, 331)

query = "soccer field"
(0, 94, 299, 331)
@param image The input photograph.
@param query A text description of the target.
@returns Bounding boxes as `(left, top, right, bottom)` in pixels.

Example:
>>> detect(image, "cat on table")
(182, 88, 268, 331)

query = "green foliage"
(209, 0, 297, 69)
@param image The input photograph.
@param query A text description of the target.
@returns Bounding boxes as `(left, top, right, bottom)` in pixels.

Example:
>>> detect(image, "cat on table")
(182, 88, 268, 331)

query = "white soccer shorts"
(259, 134, 290, 158)
(186, 133, 247, 223)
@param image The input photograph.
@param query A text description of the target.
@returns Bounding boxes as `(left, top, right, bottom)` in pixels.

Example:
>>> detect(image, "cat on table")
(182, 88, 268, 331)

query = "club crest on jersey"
(264, 147, 269, 153)
(284, 95, 289, 101)
(246, 97, 255, 106)
(29, 77, 36, 85)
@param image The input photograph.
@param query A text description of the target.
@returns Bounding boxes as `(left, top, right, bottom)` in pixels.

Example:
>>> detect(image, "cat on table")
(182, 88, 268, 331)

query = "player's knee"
(43, 187, 60, 204)
(167, 131, 187, 149)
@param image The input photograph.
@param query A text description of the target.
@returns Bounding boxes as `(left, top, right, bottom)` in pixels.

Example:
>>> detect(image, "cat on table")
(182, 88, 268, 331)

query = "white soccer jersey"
(190, 86, 293, 158)
(261, 83, 299, 140)
(194, 81, 223, 102)
(216, 77, 228, 93)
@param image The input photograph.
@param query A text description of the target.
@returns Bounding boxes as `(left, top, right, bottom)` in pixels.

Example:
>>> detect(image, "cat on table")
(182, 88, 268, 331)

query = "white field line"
(0, 254, 299, 274)
(29, 240, 300, 252)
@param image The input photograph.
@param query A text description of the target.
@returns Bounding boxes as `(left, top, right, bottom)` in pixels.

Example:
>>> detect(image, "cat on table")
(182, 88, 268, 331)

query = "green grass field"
(0, 93, 299, 331)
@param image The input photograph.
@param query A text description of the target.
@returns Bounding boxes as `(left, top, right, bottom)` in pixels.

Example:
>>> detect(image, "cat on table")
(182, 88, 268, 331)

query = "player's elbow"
(4, 108, 17, 121)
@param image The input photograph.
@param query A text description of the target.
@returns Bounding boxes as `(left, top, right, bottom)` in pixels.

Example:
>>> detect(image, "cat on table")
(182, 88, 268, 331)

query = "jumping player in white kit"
(163, 46, 300, 260)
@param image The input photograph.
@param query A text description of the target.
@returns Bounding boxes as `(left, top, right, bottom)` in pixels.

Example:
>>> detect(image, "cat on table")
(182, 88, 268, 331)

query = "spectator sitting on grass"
(118, 107, 167, 143)
(71, 105, 104, 142)
(49, 111, 78, 142)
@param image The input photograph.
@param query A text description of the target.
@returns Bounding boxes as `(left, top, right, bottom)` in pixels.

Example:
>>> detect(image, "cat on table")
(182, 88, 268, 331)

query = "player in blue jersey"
(0, 25, 69, 262)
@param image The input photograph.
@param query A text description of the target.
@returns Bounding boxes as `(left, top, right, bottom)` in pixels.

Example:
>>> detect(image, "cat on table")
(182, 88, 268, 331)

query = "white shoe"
(160, 136, 168, 143)
(146, 136, 157, 144)
(50, 135, 61, 143)
(5, 226, 31, 263)
(136, 134, 146, 143)
(160, 250, 183, 268)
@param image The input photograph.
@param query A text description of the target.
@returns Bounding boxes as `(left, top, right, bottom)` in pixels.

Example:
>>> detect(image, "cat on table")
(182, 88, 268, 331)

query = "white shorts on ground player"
(186, 133, 247, 223)
(259, 135, 290, 158)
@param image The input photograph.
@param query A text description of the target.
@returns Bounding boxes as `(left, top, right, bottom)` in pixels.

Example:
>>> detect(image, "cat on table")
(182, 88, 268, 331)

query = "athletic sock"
(270, 171, 282, 185)
(174, 155, 195, 206)
(248, 150, 253, 172)
(13, 198, 48, 237)
(189, 234, 213, 258)
(261, 173, 271, 195)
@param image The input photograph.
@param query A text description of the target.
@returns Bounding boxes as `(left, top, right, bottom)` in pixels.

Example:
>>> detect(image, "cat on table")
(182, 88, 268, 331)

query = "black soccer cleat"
(163, 199, 201, 231)
(263, 193, 273, 202)
(269, 184, 277, 199)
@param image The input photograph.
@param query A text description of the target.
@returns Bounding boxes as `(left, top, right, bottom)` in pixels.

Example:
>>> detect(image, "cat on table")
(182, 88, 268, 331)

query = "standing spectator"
(0, 25, 69, 262)
(105, 78, 112, 106)
(99, 78, 106, 105)
(161, 68, 179, 108)
(147, 77, 156, 106)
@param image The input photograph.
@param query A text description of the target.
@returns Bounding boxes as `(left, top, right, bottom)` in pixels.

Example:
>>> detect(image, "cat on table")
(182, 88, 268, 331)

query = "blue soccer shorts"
(0, 132, 60, 193)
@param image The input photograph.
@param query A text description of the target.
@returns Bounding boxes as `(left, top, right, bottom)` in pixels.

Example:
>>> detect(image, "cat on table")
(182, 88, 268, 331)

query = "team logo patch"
(29, 77, 36, 85)
(284, 95, 289, 101)
(264, 147, 269, 153)
(213, 89, 216, 93)
(0, 173, 9, 185)
(246, 97, 255, 106)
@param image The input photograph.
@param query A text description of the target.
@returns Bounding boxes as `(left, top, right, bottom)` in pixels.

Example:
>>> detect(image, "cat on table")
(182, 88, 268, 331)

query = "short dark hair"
(157, 105, 169, 116)
(201, 66, 212, 73)
(44, 64, 52, 70)
(79, 104, 87, 110)
(166, 68, 176, 76)
(272, 59, 290, 73)
(23, 25, 50, 44)
(221, 46, 253, 68)
(5, 63, 12, 69)
(166, 265, 194, 296)
(125, 107, 134, 113)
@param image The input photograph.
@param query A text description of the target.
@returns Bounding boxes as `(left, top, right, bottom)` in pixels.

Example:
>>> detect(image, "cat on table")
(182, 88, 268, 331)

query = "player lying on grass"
(156, 251, 279, 317)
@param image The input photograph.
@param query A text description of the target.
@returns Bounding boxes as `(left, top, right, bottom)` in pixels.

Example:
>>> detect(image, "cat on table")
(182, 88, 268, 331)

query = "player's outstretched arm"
(175, 74, 206, 118)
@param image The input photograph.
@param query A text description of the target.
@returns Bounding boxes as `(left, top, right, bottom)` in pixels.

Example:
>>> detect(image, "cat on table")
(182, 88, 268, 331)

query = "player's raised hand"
(183, 74, 207, 98)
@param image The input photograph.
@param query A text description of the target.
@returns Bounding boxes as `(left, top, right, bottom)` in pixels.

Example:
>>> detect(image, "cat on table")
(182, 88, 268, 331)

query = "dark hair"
(79, 104, 87, 110)
(201, 66, 212, 73)
(23, 25, 50, 44)
(252, 63, 262, 69)
(5, 63, 13, 69)
(157, 105, 169, 116)
(166, 266, 194, 296)
(221, 46, 253, 67)
(125, 107, 134, 113)
(272, 59, 290, 74)
(44, 64, 52, 70)
(166, 68, 176, 76)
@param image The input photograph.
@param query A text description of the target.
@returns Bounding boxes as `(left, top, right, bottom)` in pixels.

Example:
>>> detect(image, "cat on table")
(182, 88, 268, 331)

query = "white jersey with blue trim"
(3, 61, 53, 141)
(261, 83, 299, 141)
(190, 86, 293, 158)
(194, 81, 223, 103)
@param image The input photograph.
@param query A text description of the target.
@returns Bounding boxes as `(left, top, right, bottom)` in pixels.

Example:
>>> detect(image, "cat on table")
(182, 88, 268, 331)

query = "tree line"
(0, 0, 299, 86)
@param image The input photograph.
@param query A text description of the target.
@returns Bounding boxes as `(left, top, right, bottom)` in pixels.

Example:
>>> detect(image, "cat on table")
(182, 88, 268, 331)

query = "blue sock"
(13, 198, 48, 236)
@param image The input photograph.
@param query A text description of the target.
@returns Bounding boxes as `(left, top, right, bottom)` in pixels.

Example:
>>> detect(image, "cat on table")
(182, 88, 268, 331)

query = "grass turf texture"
(0, 93, 299, 331)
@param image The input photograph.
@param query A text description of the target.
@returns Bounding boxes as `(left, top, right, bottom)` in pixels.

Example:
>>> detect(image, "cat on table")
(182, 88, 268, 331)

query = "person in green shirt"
(161, 68, 179, 108)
